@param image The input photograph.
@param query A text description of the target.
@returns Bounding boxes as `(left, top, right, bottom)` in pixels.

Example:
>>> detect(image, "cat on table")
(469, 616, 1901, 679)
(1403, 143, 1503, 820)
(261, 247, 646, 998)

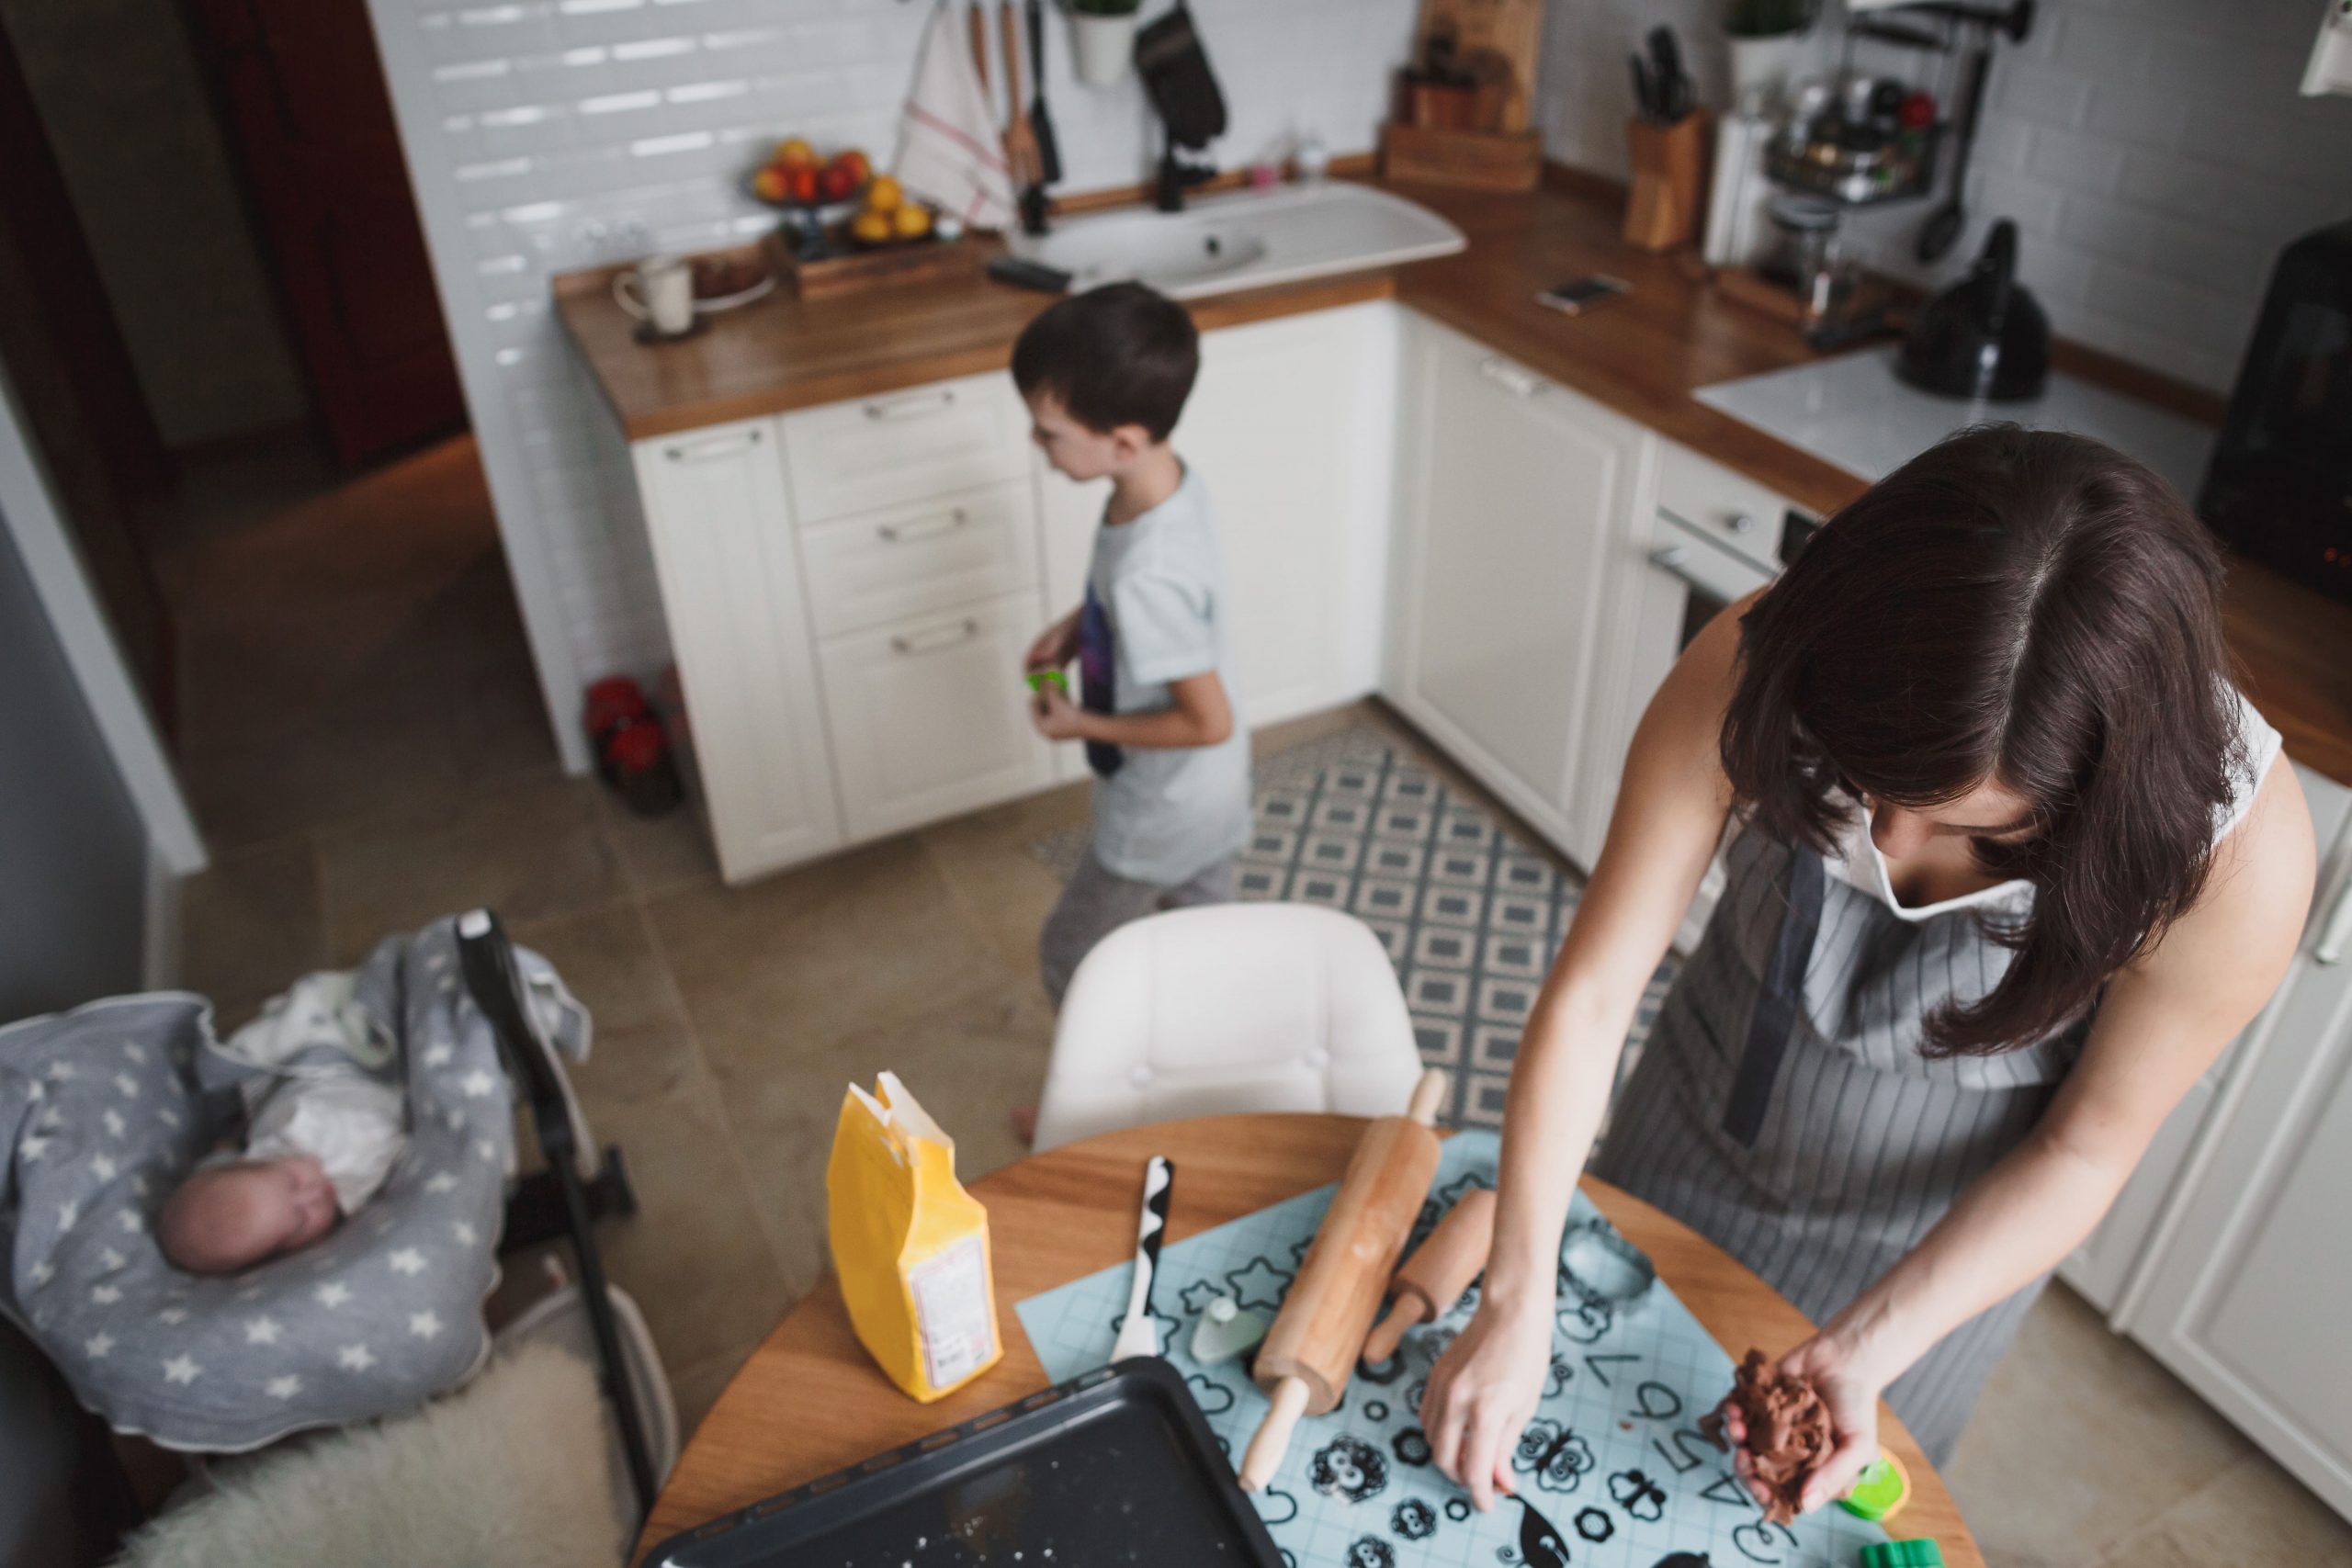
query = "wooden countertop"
(555, 175, 2352, 785)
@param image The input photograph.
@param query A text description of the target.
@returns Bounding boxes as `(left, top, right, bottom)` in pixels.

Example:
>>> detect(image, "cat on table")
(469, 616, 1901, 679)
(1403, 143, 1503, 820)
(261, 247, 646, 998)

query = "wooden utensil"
(968, 0, 989, 94)
(1237, 1070, 1447, 1493)
(999, 1, 1042, 189)
(1362, 1185, 1495, 1363)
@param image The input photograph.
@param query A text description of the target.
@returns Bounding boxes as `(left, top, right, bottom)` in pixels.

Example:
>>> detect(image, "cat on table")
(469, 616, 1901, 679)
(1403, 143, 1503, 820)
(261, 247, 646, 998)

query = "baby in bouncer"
(159, 973, 409, 1276)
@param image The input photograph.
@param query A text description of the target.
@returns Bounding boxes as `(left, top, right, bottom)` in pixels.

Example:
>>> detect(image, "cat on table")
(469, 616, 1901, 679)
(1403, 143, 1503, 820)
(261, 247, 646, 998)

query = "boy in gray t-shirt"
(1014, 284, 1251, 1007)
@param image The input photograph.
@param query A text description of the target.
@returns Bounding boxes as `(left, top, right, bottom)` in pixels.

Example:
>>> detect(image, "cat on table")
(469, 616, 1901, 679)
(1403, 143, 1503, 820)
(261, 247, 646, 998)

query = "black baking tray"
(644, 1357, 1282, 1566)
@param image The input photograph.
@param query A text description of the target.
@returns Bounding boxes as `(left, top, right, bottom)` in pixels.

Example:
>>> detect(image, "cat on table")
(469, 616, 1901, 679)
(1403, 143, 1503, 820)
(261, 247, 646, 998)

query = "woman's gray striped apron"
(1593, 822, 2088, 1463)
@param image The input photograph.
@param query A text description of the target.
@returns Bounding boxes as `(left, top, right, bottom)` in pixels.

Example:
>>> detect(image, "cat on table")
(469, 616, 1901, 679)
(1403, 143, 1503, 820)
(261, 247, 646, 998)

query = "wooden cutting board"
(1416, 0, 1544, 133)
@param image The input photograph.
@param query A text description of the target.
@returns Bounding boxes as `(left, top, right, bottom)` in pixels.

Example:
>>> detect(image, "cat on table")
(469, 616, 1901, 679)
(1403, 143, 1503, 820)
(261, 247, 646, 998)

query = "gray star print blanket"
(0, 918, 588, 1452)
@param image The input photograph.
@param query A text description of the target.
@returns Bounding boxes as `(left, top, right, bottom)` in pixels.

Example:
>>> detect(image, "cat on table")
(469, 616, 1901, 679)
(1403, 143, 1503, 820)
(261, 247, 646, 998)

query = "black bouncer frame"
(455, 908, 659, 1528)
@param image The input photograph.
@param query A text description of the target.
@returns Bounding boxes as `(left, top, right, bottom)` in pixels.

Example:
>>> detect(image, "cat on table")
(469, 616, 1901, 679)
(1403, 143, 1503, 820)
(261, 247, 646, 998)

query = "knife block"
(1624, 111, 1710, 252)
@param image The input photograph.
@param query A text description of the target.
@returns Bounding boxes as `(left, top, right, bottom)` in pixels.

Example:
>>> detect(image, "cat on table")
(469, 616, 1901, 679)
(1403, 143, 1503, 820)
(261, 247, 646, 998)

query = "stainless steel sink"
(1010, 183, 1465, 299)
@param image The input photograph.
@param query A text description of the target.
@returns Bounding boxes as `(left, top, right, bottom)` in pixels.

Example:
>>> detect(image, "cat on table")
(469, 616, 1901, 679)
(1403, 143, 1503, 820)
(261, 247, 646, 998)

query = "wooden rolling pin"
(1237, 1069, 1447, 1493)
(1361, 1186, 1497, 1363)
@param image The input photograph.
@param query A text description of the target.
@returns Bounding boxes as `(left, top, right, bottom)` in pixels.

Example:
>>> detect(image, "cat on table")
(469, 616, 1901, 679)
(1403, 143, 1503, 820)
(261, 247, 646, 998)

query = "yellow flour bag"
(826, 1072, 1002, 1402)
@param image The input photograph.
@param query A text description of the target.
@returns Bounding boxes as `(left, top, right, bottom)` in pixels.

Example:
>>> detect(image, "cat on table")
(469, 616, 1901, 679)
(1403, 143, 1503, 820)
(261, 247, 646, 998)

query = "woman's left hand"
(1713, 1335, 1884, 1517)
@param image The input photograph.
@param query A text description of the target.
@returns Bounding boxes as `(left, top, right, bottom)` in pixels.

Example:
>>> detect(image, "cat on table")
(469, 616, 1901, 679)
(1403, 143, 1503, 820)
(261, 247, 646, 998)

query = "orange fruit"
(893, 204, 933, 240)
(865, 175, 903, 213)
(775, 138, 817, 169)
(751, 165, 788, 203)
(851, 209, 892, 244)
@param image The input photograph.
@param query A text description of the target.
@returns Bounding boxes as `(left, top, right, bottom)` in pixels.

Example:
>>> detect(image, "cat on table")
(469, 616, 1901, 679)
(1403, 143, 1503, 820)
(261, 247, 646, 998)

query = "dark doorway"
(185, 0, 466, 466)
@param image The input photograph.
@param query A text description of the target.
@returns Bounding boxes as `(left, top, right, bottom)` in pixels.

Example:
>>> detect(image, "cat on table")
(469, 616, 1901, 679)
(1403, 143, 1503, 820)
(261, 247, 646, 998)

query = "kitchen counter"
(555, 173, 2352, 785)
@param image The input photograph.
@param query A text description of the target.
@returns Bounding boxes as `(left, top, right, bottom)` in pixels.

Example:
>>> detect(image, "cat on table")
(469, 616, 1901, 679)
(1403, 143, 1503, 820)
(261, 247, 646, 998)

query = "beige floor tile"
(174, 835, 327, 1016)
(711, 979, 1056, 1292)
(316, 772, 628, 962)
(1945, 1284, 2256, 1567)
(648, 835, 1011, 1075)
(576, 1084, 797, 1381)
(919, 781, 1092, 979)
(507, 904, 707, 1108)
(2098, 1445, 2352, 1567)
(596, 788, 722, 902)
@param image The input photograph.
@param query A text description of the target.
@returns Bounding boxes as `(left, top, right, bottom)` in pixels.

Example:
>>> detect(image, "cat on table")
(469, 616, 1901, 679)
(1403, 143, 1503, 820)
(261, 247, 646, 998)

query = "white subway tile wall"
(365, 0, 1418, 765)
(1536, 0, 2352, 397)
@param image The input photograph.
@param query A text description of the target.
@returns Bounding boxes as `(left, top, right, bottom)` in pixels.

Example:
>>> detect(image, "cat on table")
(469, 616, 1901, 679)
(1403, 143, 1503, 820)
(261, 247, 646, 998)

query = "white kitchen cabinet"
(779, 372, 1032, 524)
(1385, 315, 1653, 864)
(1038, 304, 1396, 778)
(631, 418, 842, 882)
(2114, 764, 2352, 1518)
(797, 480, 1041, 641)
(818, 592, 1056, 841)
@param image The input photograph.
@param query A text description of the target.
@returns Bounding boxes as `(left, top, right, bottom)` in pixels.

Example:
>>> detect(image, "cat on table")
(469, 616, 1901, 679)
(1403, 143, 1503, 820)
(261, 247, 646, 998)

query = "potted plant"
(1068, 0, 1141, 87)
(1724, 0, 1814, 113)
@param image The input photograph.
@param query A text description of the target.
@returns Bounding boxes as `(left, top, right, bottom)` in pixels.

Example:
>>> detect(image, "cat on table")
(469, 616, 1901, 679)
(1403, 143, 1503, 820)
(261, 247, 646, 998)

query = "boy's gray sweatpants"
(1039, 852, 1237, 1009)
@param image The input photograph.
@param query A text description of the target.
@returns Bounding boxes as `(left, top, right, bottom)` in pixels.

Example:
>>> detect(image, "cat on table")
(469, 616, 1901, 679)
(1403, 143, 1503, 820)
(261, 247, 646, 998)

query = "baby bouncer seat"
(0, 908, 670, 1527)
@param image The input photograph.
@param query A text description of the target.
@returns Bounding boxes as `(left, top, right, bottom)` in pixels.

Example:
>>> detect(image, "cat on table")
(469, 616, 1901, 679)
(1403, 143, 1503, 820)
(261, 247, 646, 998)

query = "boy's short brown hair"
(1011, 281, 1200, 442)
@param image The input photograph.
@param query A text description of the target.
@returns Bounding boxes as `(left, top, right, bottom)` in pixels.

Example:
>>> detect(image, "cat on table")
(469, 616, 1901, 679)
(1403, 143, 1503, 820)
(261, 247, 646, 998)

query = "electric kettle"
(1896, 219, 2050, 401)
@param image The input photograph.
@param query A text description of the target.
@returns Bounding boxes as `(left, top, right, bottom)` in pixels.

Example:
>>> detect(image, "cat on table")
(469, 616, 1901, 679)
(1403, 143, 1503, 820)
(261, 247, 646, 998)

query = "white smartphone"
(1537, 276, 1631, 316)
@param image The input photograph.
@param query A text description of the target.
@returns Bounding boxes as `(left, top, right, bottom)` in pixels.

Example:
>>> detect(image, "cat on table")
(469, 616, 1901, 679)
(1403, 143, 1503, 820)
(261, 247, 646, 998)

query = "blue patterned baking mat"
(1014, 1132, 1888, 1568)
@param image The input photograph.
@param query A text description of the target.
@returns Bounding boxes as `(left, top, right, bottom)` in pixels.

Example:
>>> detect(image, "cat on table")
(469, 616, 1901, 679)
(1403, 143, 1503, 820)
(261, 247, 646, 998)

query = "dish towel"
(894, 0, 1017, 231)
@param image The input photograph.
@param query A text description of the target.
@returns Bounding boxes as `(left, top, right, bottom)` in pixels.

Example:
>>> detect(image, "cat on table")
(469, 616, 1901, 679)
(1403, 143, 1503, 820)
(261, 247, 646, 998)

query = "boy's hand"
(1025, 611, 1080, 674)
(1031, 683, 1091, 742)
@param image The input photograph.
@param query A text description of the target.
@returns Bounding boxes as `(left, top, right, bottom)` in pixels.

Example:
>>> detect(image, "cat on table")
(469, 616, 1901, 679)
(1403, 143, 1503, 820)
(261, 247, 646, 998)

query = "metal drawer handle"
(1647, 545, 1717, 592)
(2313, 870, 2352, 964)
(863, 388, 959, 422)
(665, 428, 762, 462)
(1476, 355, 1545, 398)
(876, 508, 970, 544)
(889, 618, 981, 655)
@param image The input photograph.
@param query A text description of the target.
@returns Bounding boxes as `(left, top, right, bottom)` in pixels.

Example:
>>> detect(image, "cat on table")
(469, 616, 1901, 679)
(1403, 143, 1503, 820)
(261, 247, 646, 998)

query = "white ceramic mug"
(613, 255, 695, 335)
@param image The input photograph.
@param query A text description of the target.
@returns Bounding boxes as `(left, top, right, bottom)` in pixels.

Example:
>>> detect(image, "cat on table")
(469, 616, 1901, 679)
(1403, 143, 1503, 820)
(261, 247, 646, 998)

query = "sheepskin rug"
(115, 1341, 628, 1567)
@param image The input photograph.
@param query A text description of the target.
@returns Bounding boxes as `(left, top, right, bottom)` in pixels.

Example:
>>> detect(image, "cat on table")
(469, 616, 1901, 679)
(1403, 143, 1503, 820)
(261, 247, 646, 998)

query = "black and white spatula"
(1111, 1156, 1174, 1361)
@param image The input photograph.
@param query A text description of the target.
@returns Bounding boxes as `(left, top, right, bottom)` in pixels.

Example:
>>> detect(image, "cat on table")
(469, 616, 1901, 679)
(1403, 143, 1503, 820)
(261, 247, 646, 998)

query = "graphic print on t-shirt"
(1079, 586, 1123, 778)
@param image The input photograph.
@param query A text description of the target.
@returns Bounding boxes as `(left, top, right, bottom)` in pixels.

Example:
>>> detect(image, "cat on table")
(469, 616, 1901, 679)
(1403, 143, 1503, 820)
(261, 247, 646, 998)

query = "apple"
(775, 137, 817, 170)
(833, 150, 872, 186)
(787, 164, 820, 205)
(752, 165, 788, 203)
(820, 162, 860, 203)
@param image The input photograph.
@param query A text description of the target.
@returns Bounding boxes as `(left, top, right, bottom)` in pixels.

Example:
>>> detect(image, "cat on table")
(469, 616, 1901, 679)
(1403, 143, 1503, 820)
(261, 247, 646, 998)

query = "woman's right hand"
(1419, 1290, 1555, 1511)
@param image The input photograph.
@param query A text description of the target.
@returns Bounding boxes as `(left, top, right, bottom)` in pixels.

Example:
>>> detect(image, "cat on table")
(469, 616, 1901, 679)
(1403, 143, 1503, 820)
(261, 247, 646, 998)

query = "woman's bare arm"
(1421, 597, 1748, 1509)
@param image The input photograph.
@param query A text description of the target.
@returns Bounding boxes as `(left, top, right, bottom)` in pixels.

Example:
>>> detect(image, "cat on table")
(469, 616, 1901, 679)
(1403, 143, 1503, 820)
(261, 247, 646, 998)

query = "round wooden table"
(634, 1115, 1984, 1565)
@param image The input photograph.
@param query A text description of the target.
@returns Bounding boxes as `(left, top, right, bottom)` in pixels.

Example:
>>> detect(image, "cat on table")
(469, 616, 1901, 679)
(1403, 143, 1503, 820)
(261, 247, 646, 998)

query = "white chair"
(1032, 903, 1429, 1152)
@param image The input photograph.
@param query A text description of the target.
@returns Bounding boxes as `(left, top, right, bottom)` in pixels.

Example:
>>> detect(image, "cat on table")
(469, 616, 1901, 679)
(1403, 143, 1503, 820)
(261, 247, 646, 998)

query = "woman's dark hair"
(1011, 281, 1199, 442)
(1721, 425, 2245, 1055)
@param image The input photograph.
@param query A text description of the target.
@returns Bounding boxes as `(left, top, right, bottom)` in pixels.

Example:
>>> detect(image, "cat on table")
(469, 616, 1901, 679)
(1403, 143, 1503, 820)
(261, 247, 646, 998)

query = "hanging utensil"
(968, 0, 989, 96)
(1915, 40, 1988, 263)
(998, 0, 1042, 188)
(1025, 0, 1060, 186)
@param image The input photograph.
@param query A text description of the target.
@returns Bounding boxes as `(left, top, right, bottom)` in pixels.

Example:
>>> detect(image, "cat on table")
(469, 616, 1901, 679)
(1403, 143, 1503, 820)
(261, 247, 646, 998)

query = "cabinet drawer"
(1656, 441, 1792, 571)
(781, 373, 1032, 524)
(799, 481, 1040, 640)
(819, 592, 1054, 841)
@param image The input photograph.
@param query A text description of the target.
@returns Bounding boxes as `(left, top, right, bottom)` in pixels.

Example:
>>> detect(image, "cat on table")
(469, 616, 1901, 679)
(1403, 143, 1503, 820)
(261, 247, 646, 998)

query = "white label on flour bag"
(910, 1235, 998, 1391)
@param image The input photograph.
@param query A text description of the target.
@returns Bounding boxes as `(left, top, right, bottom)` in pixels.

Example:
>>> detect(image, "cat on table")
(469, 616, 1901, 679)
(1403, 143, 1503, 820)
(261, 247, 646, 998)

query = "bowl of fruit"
(846, 177, 936, 249)
(750, 138, 869, 212)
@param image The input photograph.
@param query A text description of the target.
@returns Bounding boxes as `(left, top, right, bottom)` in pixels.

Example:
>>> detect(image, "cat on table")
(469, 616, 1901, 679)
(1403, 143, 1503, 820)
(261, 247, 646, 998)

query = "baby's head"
(1012, 281, 1199, 483)
(159, 1156, 339, 1275)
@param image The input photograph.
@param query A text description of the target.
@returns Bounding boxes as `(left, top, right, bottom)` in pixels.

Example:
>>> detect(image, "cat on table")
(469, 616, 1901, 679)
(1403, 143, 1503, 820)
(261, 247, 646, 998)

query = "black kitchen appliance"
(1136, 0, 1227, 211)
(1896, 219, 2050, 400)
(2199, 219, 2352, 604)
